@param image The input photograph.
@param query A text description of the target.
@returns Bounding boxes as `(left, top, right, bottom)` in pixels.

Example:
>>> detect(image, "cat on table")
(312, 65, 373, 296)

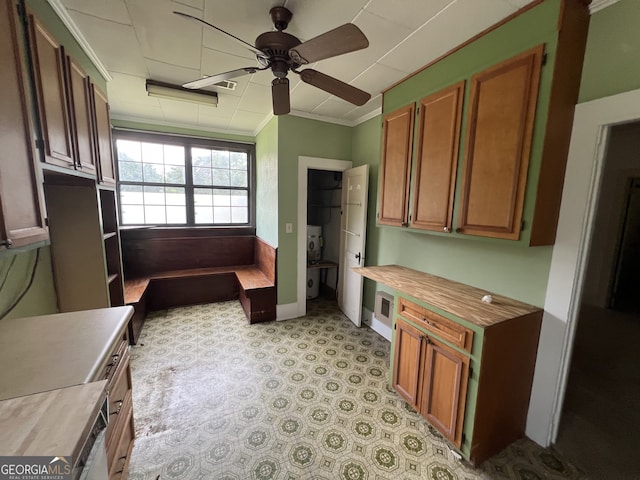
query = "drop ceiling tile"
(145, 59, 201, 86)
(505, 0, 537, 8)
(106, 72, 150, 102)
(127, 0, 202, 70)
(200, 47, 260, 88)
(61, 0, 131, 24)
(280, 0, 369, 41)
(351, 62, 407, 96)
(311, 99, 356, 117)
(66, 11, 148, 76)
(172, 0, 204, 10)
(237, 82, 273, 114)
(289, 83, 331, 111)
(228, 110, 269, 132)
(364, 0, 453, 30)
(198, 100, 237, 122)
(378, 0, 517, 74)
(159, 98, 200, 125)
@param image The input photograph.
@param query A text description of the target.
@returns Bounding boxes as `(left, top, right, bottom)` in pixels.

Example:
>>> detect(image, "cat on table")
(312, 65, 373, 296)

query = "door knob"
(355, 252, 361, 263)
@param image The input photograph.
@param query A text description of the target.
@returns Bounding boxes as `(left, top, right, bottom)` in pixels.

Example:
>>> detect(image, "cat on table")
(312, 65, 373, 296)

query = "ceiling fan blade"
(298, 69, 370, 106)
(289, 24, 369, 65)
(272, 78, 290, 115)
(183, 68, 259, 89)
(173, 11, 268, 60)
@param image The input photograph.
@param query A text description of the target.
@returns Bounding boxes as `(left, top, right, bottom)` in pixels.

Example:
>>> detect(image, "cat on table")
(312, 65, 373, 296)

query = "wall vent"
(374, 291, 394, 325)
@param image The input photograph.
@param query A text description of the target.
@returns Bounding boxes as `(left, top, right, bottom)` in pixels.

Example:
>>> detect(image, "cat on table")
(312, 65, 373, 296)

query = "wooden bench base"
(124, 266, 276, 343)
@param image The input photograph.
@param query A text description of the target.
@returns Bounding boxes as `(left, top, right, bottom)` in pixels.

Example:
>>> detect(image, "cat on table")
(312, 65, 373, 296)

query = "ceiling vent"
(214, 79, 237, 91)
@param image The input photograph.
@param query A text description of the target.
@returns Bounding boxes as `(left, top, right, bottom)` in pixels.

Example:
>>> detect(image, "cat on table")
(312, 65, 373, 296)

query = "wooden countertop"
(0, 380, 107, 457)
(354, 265, 541, 327)
(0, 306, 133, 401)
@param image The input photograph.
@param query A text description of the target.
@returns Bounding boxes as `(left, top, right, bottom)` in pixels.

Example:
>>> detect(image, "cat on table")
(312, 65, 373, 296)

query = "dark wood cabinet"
(457, 45, 544, 240)
(378, 104, 414, 226)
(28, 13, 75, 169)
(92, 85, 116, 186)
(393, 317, 469, 448)
(0, 0, 48, 249)
(411, 82, 464, 232)
(67, 57, 97, 176)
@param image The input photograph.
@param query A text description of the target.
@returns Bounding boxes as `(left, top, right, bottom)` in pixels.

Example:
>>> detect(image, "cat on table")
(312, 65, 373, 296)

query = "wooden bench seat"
(121, 233, 277, 344)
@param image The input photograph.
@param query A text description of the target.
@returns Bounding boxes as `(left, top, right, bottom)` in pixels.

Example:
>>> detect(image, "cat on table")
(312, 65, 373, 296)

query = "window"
(114, 131, 254, 226)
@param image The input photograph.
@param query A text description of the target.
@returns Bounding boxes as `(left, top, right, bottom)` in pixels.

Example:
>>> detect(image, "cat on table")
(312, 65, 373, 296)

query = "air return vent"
(214, 79, 237, 91)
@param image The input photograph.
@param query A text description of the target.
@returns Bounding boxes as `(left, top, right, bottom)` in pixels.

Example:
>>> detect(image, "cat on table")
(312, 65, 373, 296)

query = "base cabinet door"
(392, 318, 423, 410)
(393, 318, 470, 450)
(420, 338, 469, 448)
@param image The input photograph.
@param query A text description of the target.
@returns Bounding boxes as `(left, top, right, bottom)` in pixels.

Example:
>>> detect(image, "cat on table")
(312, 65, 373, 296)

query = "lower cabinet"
(100, 332, 135, 479)
(391, 294, 542, 465)
(393, 318, 469, 448)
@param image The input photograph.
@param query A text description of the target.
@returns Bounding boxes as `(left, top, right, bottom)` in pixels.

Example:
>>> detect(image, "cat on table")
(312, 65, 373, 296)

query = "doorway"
(554, 121, 640, 479)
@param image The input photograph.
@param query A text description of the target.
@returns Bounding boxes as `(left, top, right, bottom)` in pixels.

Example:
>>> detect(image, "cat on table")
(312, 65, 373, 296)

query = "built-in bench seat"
(121, 230, 276, 344)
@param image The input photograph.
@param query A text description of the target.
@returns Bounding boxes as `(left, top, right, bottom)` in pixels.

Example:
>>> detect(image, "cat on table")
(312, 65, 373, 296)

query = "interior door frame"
(296, 156, 352, 318)
(526, 87, 640, 447)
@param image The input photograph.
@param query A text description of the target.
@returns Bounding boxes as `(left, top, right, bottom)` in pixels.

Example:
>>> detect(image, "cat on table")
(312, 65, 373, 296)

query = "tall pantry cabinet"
(25, 3, 125, 312)
(0, 0, 48, 250)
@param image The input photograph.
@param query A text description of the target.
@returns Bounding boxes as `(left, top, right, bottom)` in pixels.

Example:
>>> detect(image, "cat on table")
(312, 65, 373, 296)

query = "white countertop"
(0, 306, 133, 401)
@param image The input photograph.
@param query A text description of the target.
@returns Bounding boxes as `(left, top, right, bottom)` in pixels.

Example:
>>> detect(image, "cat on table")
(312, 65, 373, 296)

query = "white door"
(338, 165, 369, 326)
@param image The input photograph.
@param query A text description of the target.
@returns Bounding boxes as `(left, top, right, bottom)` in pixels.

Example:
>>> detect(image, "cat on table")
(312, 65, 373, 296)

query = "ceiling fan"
(174, 7, 372, 115)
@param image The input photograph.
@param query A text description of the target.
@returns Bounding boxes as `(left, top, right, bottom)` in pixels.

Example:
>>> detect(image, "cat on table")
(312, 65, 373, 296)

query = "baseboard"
(276, 302, 299, 321)
(362, 307, 392, 342)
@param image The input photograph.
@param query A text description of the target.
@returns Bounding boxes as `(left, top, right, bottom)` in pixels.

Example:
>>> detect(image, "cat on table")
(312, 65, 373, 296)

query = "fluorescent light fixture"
(145, 80, 218, 106)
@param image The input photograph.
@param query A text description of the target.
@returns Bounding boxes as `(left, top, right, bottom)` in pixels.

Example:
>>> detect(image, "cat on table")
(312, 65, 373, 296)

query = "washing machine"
(307, 268, 320, 299)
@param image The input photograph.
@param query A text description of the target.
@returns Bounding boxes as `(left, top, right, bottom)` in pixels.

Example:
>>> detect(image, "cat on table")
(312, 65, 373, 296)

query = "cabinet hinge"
(35, 139, 44, 150)
(542, 53, 548, 66)
(394, 322, 396, 330)
(469, 366, 473, 378)
(521, 220, 525, 231)
(462, 433, 467, 444)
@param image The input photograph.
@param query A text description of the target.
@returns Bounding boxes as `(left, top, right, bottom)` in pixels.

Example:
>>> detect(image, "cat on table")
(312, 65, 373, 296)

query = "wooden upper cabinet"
(420, 337, 469, 449)
(457, 45, 544, 240)
(92, 85, 116, 186)
(378, 104, 414, 227)
(0, 1, 48, 249)
(411, 82, 464, 233)
(67, 57, 97, 176)
(28, 14, 74, 169)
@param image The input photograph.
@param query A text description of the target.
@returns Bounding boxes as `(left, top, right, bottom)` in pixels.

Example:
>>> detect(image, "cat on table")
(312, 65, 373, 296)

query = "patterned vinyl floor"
(127, 299, 585, 480)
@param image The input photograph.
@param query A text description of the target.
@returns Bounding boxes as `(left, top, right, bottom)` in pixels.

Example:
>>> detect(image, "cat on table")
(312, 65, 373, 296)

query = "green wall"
(276, 115, 352, 304)
(0, 247, 57, 320)
(579, 0, 640, 102)
(255, 117, 279, 245)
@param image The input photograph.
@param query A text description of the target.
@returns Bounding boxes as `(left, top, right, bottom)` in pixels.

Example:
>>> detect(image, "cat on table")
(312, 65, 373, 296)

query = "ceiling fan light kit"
(145, 80, 218, 106)
(175, 6, 372, 115)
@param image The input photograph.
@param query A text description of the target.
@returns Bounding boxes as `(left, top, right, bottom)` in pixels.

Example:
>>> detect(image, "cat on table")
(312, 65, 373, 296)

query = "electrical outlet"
(285, 223, 293, 233)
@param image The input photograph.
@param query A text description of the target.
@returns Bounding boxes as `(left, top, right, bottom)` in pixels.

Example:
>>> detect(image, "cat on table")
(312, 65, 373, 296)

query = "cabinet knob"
(455, 228, 462, 233)
(1, 239, 13, 248)
(443, 227, 450, 233)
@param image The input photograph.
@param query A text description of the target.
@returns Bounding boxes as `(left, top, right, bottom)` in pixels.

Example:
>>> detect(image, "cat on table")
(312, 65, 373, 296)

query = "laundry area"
(306, 169, 342, 300)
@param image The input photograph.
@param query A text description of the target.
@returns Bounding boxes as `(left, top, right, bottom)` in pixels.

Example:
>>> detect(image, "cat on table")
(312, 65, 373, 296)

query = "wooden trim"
(411, 81, 464, 232)
(382, 0, 544, 95)
(530, 0, 591, 245)
(457, 44, 544, 240)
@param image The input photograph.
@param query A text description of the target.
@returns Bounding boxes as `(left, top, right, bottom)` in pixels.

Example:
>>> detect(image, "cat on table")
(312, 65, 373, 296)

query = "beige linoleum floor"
(127, 299, 585, 480)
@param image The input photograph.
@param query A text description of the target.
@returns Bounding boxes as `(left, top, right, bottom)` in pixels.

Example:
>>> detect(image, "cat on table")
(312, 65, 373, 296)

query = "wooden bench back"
(122, 234, 255, 277)
(255, 237, 276, 284)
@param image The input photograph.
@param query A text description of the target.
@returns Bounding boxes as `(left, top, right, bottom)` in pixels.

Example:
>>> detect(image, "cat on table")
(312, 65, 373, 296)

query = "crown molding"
(589, 0, 621, 14)
(46, 0, 112, 82)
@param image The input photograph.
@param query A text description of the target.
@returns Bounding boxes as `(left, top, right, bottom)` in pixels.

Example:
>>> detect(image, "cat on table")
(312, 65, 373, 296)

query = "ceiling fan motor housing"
(255, 31, 301, 77)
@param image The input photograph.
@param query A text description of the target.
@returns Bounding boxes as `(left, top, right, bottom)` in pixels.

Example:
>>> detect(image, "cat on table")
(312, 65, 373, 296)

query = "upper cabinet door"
(0, 1, 48, 249)
(411, 82, 464, 233)
(457, 45, 544, 240)
(92, 85, 116, 186)
(28, 14, 74, 169)
(67, 57, 97, 176)
(378, 104, 414, 227)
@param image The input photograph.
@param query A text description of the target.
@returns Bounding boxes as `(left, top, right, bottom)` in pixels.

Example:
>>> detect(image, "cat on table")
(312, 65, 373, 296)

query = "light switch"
(285, 223, 293, 233)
